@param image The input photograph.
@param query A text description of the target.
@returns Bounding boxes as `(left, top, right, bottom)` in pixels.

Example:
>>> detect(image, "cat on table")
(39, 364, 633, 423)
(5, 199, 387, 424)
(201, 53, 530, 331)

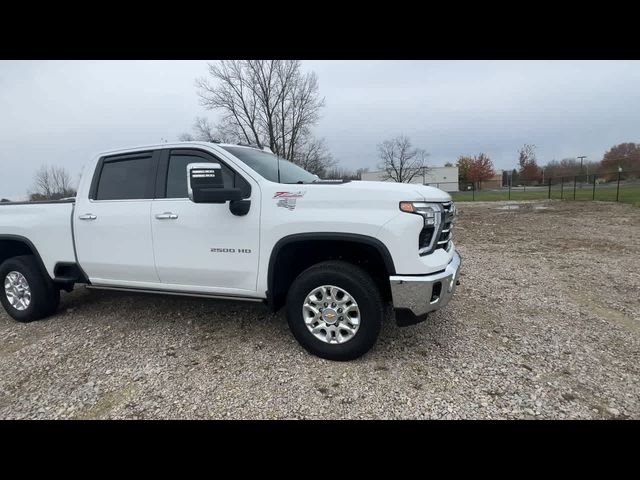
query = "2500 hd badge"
(210, 248, 252, 254)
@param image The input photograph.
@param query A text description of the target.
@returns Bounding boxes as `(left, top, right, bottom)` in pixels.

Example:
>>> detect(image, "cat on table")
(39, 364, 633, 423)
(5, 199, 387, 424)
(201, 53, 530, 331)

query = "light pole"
(577, 155, 587, 189)
(616, 166, 622, 202)
(578, 155, 586, 177)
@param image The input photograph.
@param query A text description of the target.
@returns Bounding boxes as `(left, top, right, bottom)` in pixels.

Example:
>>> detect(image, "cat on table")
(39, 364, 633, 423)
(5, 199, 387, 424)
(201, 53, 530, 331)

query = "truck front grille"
(437, 202, 454, 251)
(419, 202, 454, 255)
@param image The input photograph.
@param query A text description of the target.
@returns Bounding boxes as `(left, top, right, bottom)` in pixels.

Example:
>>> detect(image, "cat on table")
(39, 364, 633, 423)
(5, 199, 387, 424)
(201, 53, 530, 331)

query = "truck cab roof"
(94, 141, 267, 158)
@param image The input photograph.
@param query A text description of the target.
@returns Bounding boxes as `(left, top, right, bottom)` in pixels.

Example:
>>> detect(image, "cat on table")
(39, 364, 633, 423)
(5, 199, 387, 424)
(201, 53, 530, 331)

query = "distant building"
(482, 170, 504, 189)
(360, 166, 459, 192)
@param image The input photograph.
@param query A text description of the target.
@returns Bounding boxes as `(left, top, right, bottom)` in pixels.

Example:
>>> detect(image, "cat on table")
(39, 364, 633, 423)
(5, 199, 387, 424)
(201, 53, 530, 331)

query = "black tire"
(0, 255, 60, 323)
(286, 260, 383, 361)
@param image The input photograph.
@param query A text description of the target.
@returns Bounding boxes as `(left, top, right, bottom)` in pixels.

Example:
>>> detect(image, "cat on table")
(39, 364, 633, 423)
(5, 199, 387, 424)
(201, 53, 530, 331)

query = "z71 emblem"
(274, 191, 305, 211)
(273, 191, 305, 199)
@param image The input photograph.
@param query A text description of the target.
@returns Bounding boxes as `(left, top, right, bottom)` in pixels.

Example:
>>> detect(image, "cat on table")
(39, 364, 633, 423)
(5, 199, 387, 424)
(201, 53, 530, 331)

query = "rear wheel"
(286, 260, 383, 361)
(0, 255, 60, 322)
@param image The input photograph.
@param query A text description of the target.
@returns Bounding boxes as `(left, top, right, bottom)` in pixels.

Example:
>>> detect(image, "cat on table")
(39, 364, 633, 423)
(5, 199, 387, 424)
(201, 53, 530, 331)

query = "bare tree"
(179, 116, 221, 143)
(377, 135, 429, 183)
(193, 117, 216, 142)
(196, 61, 263, 146)
(178, 132, 195, 141)
(356, 167, 369, 180)
(518, 143, 541, 183)
(194, 60, 329, 171)
(324, 167, 362, 181)
(518, 143, 537, 168)
(292, 137, 335, 176)
(29, 165, 76, 200)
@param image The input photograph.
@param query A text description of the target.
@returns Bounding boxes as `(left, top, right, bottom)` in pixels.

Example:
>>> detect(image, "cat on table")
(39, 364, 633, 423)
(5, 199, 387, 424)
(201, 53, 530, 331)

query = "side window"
(166, 153, 251, 199)
(96, 156, 155, 200)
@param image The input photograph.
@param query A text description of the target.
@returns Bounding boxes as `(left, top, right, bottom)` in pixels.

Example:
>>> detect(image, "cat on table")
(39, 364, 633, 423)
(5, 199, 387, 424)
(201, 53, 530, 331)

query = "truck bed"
(0, 200, 77, 278)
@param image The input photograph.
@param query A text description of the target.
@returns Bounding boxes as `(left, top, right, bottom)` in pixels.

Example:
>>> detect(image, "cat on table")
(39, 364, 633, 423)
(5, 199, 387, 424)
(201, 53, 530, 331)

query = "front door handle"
(155, 212, 179, 220)
(79, 214, 97, 220)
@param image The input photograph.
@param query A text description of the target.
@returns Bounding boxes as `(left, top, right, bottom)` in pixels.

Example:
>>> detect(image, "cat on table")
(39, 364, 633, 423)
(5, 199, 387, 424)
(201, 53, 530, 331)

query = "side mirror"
(187, 163, 242, 204)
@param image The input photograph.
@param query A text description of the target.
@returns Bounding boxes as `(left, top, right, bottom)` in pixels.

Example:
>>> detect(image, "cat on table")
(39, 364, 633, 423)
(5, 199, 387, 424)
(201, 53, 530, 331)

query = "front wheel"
(286, 260, 383, 361)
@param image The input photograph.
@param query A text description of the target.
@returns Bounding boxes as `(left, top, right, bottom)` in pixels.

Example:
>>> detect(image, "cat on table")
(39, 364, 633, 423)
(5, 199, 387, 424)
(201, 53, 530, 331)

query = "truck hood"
(336, 180, 452, 202)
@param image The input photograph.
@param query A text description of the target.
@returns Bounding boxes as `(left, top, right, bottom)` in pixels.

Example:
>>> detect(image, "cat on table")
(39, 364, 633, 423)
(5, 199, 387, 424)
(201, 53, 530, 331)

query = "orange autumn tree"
(457, 153, 495, 190)
(601, 142, 640, 179)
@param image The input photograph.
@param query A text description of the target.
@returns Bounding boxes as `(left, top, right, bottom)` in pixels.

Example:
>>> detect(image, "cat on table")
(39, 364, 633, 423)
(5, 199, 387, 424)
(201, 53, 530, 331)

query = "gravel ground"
(1, 200, 639, 419)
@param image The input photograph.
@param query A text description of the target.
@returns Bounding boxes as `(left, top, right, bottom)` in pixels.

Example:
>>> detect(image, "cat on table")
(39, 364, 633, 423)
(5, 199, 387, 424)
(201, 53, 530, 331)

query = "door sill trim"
(85, 285, 263, 302)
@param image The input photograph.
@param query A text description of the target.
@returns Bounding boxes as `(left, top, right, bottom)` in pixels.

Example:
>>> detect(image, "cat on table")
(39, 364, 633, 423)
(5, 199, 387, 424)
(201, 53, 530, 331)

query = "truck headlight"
(399, 202, 443, 226)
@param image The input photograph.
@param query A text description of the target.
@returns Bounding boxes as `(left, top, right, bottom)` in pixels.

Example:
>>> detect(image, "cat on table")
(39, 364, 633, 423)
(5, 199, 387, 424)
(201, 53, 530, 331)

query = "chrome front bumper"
(389, 250, 461, 326)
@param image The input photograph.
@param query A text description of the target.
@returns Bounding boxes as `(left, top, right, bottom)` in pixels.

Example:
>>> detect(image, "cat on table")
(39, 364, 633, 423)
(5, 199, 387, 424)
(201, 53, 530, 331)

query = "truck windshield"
(220, 146, 317, 184)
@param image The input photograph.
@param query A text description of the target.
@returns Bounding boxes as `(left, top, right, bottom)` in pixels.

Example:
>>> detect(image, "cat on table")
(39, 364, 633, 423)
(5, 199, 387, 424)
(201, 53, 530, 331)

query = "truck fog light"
(430, 282, 442, 303)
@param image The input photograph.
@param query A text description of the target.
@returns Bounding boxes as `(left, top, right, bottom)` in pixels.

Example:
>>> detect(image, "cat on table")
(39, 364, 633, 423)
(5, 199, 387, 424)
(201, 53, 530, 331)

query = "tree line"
(504, 142, 640, 186)
(543, 142, 640, 182)
(456, 142, 640, 190)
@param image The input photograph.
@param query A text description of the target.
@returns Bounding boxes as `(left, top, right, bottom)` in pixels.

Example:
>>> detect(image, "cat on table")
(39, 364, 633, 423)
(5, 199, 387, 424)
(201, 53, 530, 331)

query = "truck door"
(74, 150, 160, 285)
(150, 148, 260, 294)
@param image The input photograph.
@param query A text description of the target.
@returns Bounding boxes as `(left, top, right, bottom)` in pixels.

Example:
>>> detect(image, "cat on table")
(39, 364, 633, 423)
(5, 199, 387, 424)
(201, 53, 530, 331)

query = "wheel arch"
(266, 233, 396, 311)
(0, 235, 51, 281)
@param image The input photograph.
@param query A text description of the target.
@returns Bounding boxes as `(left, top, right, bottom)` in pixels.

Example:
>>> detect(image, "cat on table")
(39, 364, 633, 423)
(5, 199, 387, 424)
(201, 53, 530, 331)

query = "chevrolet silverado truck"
(0, 141, 461, 360)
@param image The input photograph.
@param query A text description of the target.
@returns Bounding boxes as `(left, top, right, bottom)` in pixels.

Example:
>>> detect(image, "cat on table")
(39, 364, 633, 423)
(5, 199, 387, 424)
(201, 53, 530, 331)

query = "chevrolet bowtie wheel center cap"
(321, 309, 338, 324)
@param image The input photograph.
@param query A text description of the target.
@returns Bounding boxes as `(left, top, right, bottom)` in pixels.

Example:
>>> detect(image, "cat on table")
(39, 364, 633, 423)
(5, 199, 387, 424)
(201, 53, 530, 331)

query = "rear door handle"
(155, 212, 179, 220)
(79, 214, 97, 220)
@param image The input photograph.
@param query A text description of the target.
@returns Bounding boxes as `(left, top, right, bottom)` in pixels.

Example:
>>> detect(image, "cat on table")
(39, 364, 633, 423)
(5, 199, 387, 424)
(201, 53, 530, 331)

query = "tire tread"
(0, 255, 60, 322)
(286, 260, 384, 361)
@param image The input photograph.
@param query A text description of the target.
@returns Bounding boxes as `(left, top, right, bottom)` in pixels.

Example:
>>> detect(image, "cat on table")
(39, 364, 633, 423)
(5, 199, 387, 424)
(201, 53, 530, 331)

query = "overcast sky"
(1, 60, 639, 200)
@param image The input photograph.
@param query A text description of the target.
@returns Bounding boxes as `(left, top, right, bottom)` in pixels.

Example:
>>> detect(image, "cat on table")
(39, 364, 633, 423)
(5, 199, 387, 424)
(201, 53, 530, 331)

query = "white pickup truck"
(0, 141, 461, 360)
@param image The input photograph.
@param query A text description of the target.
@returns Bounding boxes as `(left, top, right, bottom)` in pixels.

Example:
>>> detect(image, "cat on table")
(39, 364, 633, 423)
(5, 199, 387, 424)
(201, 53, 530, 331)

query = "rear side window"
(166, 153, 251, 199)
(95, 156, 155, 200)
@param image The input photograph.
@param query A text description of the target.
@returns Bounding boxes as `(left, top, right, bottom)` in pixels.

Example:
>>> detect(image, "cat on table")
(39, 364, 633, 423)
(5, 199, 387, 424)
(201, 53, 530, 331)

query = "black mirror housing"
(229, 199, 251, 216)
(193, 187, 243, 204)
(187, 162, 242, 204)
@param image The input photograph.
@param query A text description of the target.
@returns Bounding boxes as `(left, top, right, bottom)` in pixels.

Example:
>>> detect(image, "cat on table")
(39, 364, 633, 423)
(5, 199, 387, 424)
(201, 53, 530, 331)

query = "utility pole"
(578, 155, 587, 176)
(577, 156, 587, 189)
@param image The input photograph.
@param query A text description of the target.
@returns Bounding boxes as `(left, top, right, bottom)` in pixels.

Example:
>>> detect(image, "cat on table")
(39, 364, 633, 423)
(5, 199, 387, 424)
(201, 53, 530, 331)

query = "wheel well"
(0, 236, 51, 282)
(0, 239, 36, 266)
(268, 236, 394, 311)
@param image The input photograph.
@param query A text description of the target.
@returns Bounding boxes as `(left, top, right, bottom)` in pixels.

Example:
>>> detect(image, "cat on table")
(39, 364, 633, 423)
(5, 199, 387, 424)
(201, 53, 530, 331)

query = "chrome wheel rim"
(302, 285, 361, 344)
(4, 271, 31, 311)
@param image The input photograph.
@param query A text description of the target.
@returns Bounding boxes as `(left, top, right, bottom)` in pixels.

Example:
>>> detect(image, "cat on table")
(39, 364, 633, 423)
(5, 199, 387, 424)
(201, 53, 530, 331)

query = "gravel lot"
(1, 200, 639, 419)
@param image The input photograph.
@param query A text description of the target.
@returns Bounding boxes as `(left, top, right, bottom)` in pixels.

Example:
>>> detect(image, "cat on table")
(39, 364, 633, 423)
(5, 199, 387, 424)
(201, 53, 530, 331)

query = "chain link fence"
(425, 171, 640, 205)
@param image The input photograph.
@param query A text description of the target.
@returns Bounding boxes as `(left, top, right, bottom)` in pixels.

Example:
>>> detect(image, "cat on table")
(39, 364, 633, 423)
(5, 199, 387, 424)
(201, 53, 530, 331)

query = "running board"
(85, 285, 263, 302)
